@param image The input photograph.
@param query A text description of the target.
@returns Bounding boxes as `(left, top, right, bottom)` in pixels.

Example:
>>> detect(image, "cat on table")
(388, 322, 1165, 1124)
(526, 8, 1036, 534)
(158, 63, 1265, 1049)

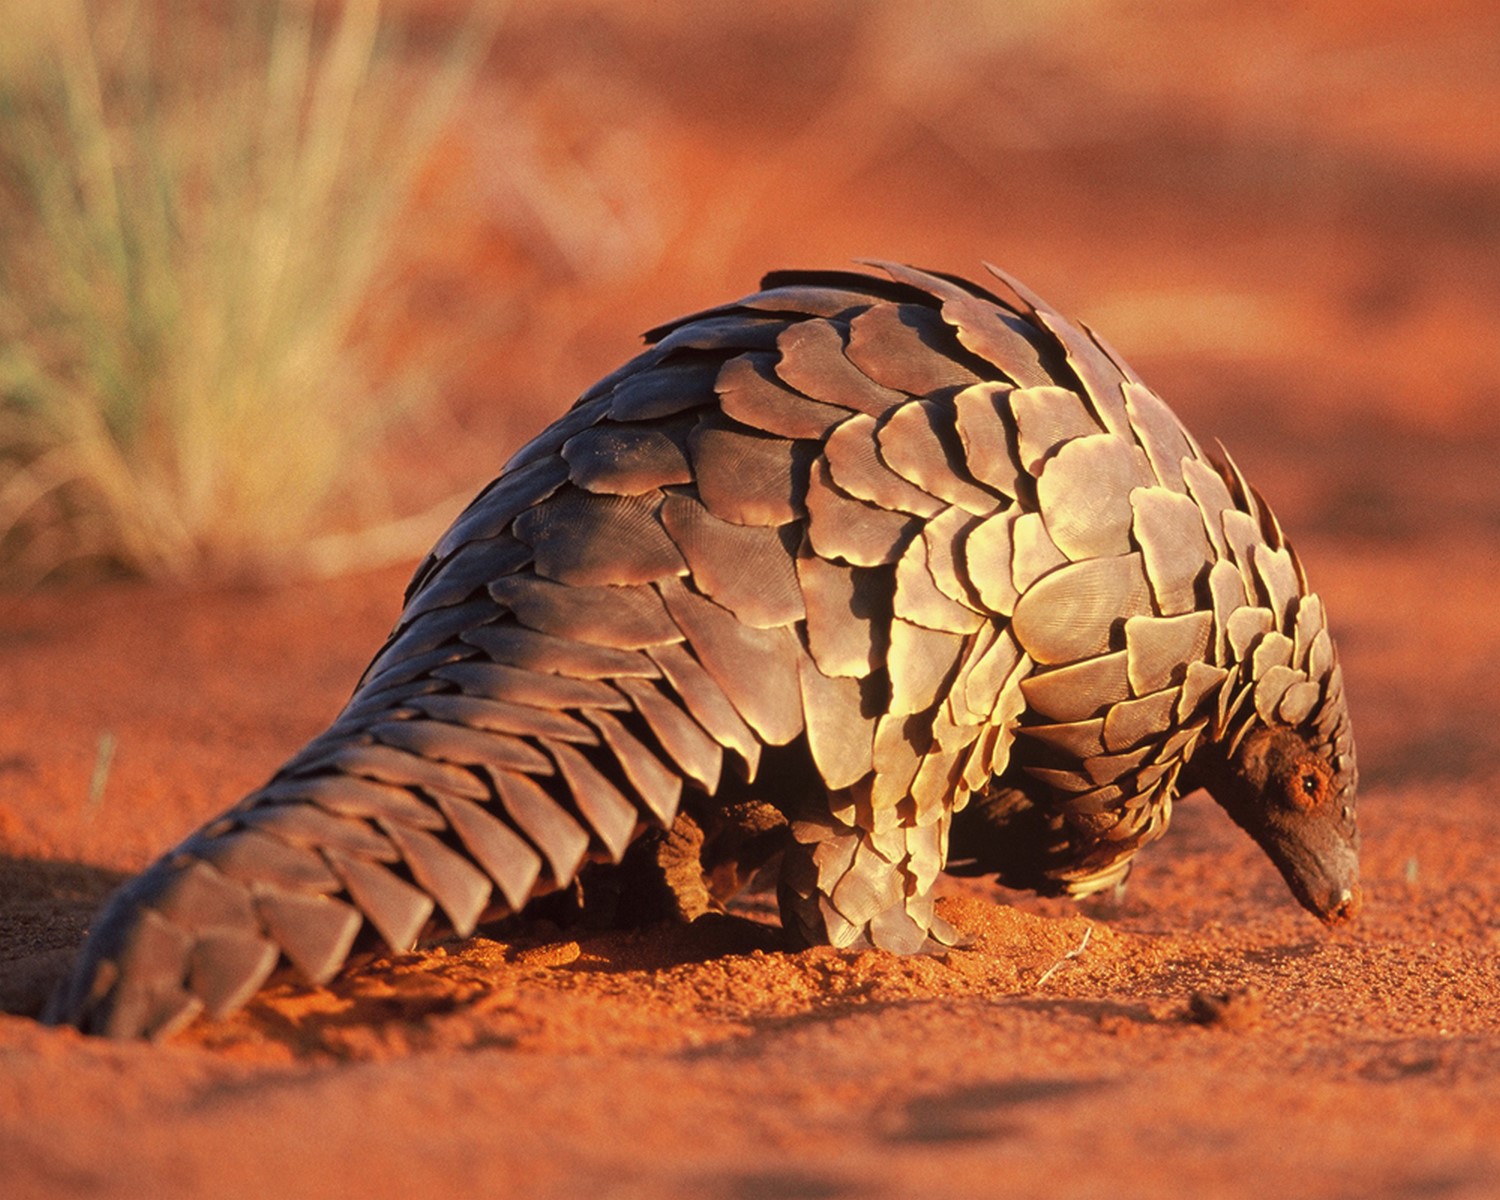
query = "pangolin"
(46, 261, 1359, 1039)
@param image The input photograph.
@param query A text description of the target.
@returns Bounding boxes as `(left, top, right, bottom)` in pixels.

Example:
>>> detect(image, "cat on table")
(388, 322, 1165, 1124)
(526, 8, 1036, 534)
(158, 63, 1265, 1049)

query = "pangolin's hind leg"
(778, 805, 962, 954)
(561, 800, 790, 929)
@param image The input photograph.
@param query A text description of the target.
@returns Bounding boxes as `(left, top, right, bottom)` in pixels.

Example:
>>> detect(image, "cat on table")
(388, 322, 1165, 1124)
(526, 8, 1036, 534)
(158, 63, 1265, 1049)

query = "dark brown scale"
(716, 352, 847, 440)
(688, 412, 812, 526)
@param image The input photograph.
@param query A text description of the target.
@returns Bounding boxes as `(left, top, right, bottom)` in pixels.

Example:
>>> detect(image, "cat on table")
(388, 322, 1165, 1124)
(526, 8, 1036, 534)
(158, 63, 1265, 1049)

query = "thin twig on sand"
(1036, 925, 1092, 988)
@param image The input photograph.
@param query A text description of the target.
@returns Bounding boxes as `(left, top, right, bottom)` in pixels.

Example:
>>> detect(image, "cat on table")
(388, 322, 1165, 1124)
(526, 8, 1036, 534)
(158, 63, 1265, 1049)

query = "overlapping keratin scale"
(50, 261, 1350, 1040)
(929, 270, 1349, 896)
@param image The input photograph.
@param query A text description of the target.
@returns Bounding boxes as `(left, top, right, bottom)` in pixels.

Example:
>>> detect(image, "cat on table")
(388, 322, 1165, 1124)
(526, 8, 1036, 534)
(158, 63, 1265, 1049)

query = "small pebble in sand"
(1188, 987, 1265, 1031)
(512, 941, 583, 968)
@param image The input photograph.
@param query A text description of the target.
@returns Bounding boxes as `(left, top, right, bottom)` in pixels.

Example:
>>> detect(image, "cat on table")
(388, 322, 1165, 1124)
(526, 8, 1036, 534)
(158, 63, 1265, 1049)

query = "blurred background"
(1, 0, 1497, 787)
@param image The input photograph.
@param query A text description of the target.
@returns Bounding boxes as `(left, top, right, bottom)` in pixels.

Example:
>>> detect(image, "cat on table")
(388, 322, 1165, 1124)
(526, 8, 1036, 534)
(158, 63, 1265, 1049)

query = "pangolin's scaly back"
(47, 261, 1358, 1039)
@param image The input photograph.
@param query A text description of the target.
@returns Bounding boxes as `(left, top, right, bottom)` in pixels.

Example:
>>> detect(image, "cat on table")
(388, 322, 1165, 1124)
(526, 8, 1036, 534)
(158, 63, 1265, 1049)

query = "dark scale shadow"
(893, 1076, 1113, 1145)
(705, 1168, 861, 1200)
(0, 856, 127, 1018)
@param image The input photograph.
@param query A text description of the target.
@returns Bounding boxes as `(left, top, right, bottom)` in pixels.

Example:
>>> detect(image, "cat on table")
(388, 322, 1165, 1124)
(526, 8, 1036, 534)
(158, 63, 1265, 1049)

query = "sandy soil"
(3, 2, 1499, 1197)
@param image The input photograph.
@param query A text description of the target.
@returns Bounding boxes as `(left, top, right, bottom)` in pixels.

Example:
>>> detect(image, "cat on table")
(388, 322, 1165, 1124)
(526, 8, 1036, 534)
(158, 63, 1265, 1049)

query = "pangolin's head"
(1181, 447, 1361, 926)
(1208, 636, 1360, 926)
(1220, 730, 1359, 924)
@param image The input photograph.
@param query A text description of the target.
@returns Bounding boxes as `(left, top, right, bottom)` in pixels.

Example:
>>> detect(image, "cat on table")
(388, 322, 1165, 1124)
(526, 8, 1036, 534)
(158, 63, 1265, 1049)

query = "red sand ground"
(3, 3, 1499, 1197)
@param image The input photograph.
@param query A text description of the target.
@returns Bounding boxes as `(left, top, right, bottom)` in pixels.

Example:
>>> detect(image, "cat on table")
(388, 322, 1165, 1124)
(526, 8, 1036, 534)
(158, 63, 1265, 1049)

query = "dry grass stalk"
(0, 0, 501, 584)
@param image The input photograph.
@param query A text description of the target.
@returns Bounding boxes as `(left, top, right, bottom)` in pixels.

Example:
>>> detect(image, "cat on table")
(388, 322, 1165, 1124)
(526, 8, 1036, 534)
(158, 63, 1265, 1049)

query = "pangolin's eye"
(1285, 756, 1331, 810)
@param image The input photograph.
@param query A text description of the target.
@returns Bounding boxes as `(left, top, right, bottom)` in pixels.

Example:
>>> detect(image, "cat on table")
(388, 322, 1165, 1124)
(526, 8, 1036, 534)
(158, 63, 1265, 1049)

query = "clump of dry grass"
(0, 0, 500, 584)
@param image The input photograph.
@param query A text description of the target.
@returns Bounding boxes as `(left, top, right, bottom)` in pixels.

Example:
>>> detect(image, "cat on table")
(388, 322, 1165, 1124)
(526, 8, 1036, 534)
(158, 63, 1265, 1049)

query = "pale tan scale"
(1036, 434, 1151, 560)
(658, 494, 805, 629)
(894, 534, 987, 634)
(1130, 487, 1213, 616)
(656, 575, 805, 747)
(255, 890, 361, 986)
(1206, 558, 1250, 663)
(961, 724, 1001, 794)
(1226, 604, 1276, 662)
(1218, 676, 1259, 744)
(933, 698, 987, 755)
(412, 686, 598, 745)
(1125, 611, 1214, 697)
(903, 818, 950, 893)
(689, 419, 809, 527)
(618, 676, 723, 793)
(368, 716, 556, 778)
(1307, 627, 1336, 688)
(325, 852, 433, 954)
(795, 552, 883, 680)
(922, 506, 987, 612)
(824, 413, 946, 517)
(1254, 665, 1307, 723)
(1012, 553, 1153, 666)
(774, 318, 906, 417)
(1009, 384, 1099, 474)
(943, 296, 1056, 388)
(845, 303, 985, 396)
(877, 401, 999, 517)
(953, 382, 1023, 497)
(979, 651, 1031, 778)
(796, 654, 877, 791)
(811, 822, 858, 882)
(1122, 382, 1196, 491)
(585, 710, 682, 826)
(517, 491, 686, 587)
(546, 740, 638, 861)
(1026, 764, 1100, 794)
(959, 628, 1023, 728)
(646, 642, 761, 772)
(488, 574, 680, 648)
(1254, 543, 1303, 628)
(1084, 745, 1153, 786)
(910, 737, 968, 822)
(1251, 631, 1296, 679)
(1059, 784, 1125, 817)
(1179, 456, 1236, 556)
(982, 262, 1132, 438)
(197, 828, 341, 894)
(236, 804, 396, 863)
(433, 793, 543, 911)
(1019, 652, 1133, 723)
(866, 259, 1055, 390)
(1103, 689, 1180, 754)
(869, 712, 926, 820)
(715, 352, 846, 441)
(1009, 511, 1068, 593)
(887, 617, 966, 717)
(804, 458, 918, 567)
(317, 742, 491, 803)
(831, 842, 906, 927)
(1024, 718, 1109, 760)
(1270, 678, 1316, 730)
(1221, 508, 1266, 592)
(963, 510, 1022, 614)
(492, 769, 591, 885)
(1292, 593, 1328, 667)
(381, 822, 490, 937)
(562, 425, 693, 496)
